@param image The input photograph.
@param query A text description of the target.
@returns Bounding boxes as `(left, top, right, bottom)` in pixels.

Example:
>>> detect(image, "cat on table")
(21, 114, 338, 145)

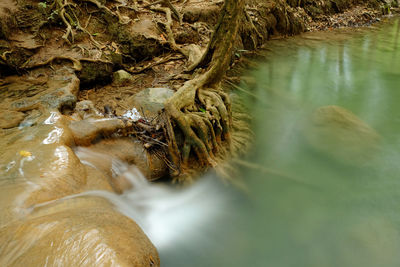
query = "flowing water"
(2, 16, 400, 267)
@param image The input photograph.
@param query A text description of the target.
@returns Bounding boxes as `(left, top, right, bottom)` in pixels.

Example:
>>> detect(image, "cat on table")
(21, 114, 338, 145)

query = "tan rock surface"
(0, 69, 160, 266)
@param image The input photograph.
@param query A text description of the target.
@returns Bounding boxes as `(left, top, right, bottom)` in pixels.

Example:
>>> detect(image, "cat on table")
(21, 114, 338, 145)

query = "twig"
(232, 159, 308, 185)
(128, 54, 184, 74)
(225, 80, 262, 101)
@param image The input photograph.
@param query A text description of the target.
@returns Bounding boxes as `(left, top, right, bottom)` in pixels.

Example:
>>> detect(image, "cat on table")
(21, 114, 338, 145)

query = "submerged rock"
(303, 105, 380, 166)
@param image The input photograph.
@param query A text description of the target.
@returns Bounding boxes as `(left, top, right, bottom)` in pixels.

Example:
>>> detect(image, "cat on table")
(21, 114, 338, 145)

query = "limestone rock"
(0, 109, 160, 267)
(87, 138, 168, 182)
(69, 118, 125, 146)
(130, 87, 174, 118)
(303, 105, 380, 166)
(113, 70, 133, 86)
(0, 198, 160, 267)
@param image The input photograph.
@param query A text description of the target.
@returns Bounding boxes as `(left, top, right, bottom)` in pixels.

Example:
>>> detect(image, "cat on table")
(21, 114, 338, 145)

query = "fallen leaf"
(19, 150, 32, 157)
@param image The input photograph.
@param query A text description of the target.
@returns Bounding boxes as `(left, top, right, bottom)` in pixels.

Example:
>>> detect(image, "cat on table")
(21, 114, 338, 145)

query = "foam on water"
(32, 147, 232, 253)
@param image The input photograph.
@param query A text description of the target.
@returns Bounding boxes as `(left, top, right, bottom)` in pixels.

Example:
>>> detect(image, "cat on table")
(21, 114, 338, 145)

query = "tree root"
(53, 0, 133, 47)
(56, 0, 77, 43)
(50, 0, 105, 47)
(164, 0, 183, 24)
(150, 5, 188, 58)
(20, 56, 111, 71)
(161, 0, 244, 177)
(128, 54, 184, 74)
(163, 69, 232, 170)
(79, 0, 132, 24)
(21, 56, 82, 70)
(145, 0, 182, 24)
(0, 51, 12, 62)
(244, 7, 264, 43)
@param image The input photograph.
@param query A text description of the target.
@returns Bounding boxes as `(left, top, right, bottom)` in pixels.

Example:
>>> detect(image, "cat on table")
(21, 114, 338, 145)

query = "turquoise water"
(239, 17, 400, 267)
(157, 18, 400, 267)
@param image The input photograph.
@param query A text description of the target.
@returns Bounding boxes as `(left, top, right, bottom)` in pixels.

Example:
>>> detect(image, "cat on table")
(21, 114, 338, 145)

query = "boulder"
(303, 105, 380, 166)
(130, 87, 175, 118)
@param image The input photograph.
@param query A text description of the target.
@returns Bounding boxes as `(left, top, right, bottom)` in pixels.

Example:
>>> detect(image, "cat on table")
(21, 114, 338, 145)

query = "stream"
(1, 15, 400, 267)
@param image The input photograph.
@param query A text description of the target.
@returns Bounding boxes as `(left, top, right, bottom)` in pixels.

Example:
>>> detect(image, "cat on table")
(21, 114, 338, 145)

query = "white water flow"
(31, 146, 239, 264)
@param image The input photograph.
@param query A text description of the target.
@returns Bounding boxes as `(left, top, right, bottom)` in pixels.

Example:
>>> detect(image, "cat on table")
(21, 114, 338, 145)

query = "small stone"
(112, 70, 133, 86)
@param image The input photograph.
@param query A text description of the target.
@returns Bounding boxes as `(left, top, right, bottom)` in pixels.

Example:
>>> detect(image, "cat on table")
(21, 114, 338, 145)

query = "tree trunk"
(163, 0, 245, 176)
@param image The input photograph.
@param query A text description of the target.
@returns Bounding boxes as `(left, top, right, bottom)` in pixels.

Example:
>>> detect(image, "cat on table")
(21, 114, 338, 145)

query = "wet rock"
(113, 70, 133, 86)
(130, 87, 175, 118)
(0, 110, 25, 129)
(0, 107, 160, 267)
(88, 138, 168, 182)
(69, 118, 125, 146)
(0, 197, 160, 267)
(303, 105, 380, 166)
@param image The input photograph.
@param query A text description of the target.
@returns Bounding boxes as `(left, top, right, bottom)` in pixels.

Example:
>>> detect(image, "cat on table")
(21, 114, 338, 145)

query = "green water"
(239, 17, 400, 267)
(161, 18, 400, 267)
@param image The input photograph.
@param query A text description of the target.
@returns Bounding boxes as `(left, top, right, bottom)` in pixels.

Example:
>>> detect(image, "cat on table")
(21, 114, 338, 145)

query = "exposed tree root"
(128, 54, 184, 74)
(164, 79, 231, 167)
(164, 0, 183, 24)
(50, 0, 132, 48)
(163, 0, 245, 175)
(150, 5, 189, 58)
(20, 56, 111, 71)
(244, 7, 264, 44)
(21, 56, 82, 70)
(144, 0, 182, 24)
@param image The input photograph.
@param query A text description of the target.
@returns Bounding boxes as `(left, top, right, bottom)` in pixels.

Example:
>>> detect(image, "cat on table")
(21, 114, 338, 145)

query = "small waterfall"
(32, 146, 238, 259)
